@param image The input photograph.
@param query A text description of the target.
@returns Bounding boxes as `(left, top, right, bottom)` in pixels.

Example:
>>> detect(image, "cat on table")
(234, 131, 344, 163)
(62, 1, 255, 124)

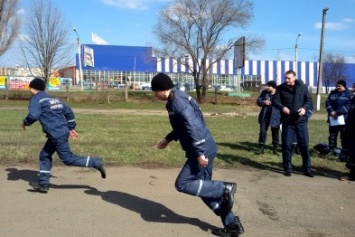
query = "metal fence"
(81, 70, 262, 92)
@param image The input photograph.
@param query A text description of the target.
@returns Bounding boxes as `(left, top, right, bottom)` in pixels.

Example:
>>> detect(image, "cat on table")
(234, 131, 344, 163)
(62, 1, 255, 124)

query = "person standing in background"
(325, 80, 352, 160)
(273, 70, 314, 177)
(255, 81, 281, 155)
(342, 95, 355, 180)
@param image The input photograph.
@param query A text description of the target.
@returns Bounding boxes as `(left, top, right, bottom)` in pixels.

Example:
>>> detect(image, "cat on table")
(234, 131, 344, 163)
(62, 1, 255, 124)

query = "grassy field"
(0, 88, 329, 114)
(0, 95, 346, 178)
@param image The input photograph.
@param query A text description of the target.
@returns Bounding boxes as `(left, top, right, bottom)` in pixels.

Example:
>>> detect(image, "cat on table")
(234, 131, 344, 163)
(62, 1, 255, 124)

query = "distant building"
(72, 44, 355, 92)
(0, 67, 43, 77)
(2, 44, 353, 92)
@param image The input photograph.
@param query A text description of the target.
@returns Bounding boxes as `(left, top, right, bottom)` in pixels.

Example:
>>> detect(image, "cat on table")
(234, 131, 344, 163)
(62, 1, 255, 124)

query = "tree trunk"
(196, 85, 202, 103)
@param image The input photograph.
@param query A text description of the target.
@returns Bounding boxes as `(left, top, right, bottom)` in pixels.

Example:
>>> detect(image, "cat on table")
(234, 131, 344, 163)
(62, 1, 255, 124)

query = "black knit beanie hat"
(266, 80, 277, 88)
(337, 79, 346, 88)
(151, 73, 174, 91)
(29, 78, 46, 91)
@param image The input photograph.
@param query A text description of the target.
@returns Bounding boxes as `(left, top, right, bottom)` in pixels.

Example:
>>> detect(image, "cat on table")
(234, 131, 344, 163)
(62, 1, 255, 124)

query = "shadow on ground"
(217, 142, 347, 179)
(6, 167, 96, 191)
(4, 167, 216, 232)
(84, 188, 216, 232)
(6, 168, 39, 182)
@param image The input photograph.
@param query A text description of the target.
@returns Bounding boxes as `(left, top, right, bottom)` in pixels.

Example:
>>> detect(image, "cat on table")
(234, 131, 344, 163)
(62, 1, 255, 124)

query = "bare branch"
(322, 52, 347, 93)
(20, 0, 73, 81)
(153, 0, 261, 102)
(0, 0, 20, 57)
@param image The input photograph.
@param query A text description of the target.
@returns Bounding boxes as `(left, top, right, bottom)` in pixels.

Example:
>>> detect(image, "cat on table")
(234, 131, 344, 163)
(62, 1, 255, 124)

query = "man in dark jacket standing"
(151, 73, 244, 237)
(325, 80, 352, 158)
(273, 70, 314, 177)
(344, 95, 355, 180)
(22, 78, 106, 193)
(255, 80, 281, 155)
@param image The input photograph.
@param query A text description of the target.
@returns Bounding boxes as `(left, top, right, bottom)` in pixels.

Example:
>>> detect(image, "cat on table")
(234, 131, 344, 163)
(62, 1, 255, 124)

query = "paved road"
(1, 165, 354, 237)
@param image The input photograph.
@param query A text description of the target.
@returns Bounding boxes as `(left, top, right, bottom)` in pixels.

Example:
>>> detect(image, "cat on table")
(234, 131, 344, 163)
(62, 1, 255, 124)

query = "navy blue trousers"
(175, 152, 235, 226)
(281, 123, 311, 172)
(328, 125, 345, 149)
(38, 133, 101, 185)
(259, 119, 280, 145)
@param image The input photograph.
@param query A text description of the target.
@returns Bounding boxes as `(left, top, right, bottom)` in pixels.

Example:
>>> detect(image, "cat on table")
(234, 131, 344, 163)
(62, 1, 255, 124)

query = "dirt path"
(1, 165, 354, 237)
(1, 106, 336, 236)
(1, 106, 327, 120)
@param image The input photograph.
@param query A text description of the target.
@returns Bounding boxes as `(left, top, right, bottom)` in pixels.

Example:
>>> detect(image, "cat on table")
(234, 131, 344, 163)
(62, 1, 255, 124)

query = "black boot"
(221, 182, 236, 216)
(97, 158, 106, 179)
(255, 144, 264, 154)
(338, 150, 348, 163)
(272, 144, 278, 155)
(29, 182, 49, 193)
(212, 216, 245, 237)
(349, 169, 355, 181)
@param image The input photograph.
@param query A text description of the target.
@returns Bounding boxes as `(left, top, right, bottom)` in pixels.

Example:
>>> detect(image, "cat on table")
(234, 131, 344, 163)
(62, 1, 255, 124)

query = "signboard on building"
(234, 36, 245, 69)
(83, 45, 94, 67)
(0, 76, 7, 89)
(48, 77, 61, 90)
(8, 77, 33, 90)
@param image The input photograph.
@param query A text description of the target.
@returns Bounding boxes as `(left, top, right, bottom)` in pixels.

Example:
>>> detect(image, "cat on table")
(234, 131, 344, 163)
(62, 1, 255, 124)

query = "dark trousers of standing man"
(259, 119, 279, 145)
(281, 122, 311, 172)
(328, 125, 345, 150)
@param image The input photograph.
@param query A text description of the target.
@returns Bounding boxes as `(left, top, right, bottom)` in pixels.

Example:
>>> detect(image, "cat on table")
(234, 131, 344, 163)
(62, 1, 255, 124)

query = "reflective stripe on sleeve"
(39, 98, 51, 103)
(193, 139, 206, 145)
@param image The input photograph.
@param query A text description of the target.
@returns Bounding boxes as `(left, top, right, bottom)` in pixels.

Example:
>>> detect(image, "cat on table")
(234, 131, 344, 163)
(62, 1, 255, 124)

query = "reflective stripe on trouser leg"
(39, 170, 51, 185)
(212, 201, 221, 211)
(196, 180, 203, 196)
(40, 170, 51, 174)
(202, 197, 225, 216)
(86, 156, 90, 167)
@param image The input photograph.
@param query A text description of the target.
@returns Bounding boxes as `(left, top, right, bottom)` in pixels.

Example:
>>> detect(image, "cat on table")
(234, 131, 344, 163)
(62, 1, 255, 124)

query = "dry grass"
(0, 97, 347, 178)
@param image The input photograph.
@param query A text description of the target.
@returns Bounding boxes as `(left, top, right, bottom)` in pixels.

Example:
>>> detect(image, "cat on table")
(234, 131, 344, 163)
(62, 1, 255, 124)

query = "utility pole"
(316, 7, 329, 111)
(294, 33, 302, 75)
(73, 28, 84, 91)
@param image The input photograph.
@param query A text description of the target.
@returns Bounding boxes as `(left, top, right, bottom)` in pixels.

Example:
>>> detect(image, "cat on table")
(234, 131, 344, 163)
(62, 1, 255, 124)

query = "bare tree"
(20, 0, 73, 82)
(153, 0, 263, 103)
(323, 52, 347, 93)
(0, 0, 20, 57)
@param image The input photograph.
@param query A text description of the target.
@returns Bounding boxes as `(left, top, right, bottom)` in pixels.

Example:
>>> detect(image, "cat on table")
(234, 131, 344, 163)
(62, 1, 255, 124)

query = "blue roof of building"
(78, 44, 157, 72)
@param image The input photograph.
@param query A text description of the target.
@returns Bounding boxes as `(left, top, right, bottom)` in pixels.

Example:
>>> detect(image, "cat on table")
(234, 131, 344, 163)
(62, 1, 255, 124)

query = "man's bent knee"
(175, 179, 188, 193)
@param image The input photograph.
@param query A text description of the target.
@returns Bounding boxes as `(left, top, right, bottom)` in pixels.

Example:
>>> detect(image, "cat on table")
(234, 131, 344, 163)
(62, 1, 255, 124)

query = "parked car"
(110, 81, 126, 89)
(138, 82, 151, 90)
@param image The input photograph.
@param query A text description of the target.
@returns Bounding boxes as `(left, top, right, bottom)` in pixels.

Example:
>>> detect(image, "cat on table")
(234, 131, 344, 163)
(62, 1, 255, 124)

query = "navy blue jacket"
(257, 89, 281, 128)
(325, 88, 352, 121)
(344, 96, 355, 167)
(23, 91, 76, 139)
(273, 79, 313, 124)
(165, 88, 217, 158)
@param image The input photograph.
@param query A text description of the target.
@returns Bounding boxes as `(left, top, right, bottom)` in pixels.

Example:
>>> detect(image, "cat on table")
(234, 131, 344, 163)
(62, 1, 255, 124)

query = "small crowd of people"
(256, 69, 355, 180)
(20, 72, 355, 236)
(22, 75, 244, 237)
